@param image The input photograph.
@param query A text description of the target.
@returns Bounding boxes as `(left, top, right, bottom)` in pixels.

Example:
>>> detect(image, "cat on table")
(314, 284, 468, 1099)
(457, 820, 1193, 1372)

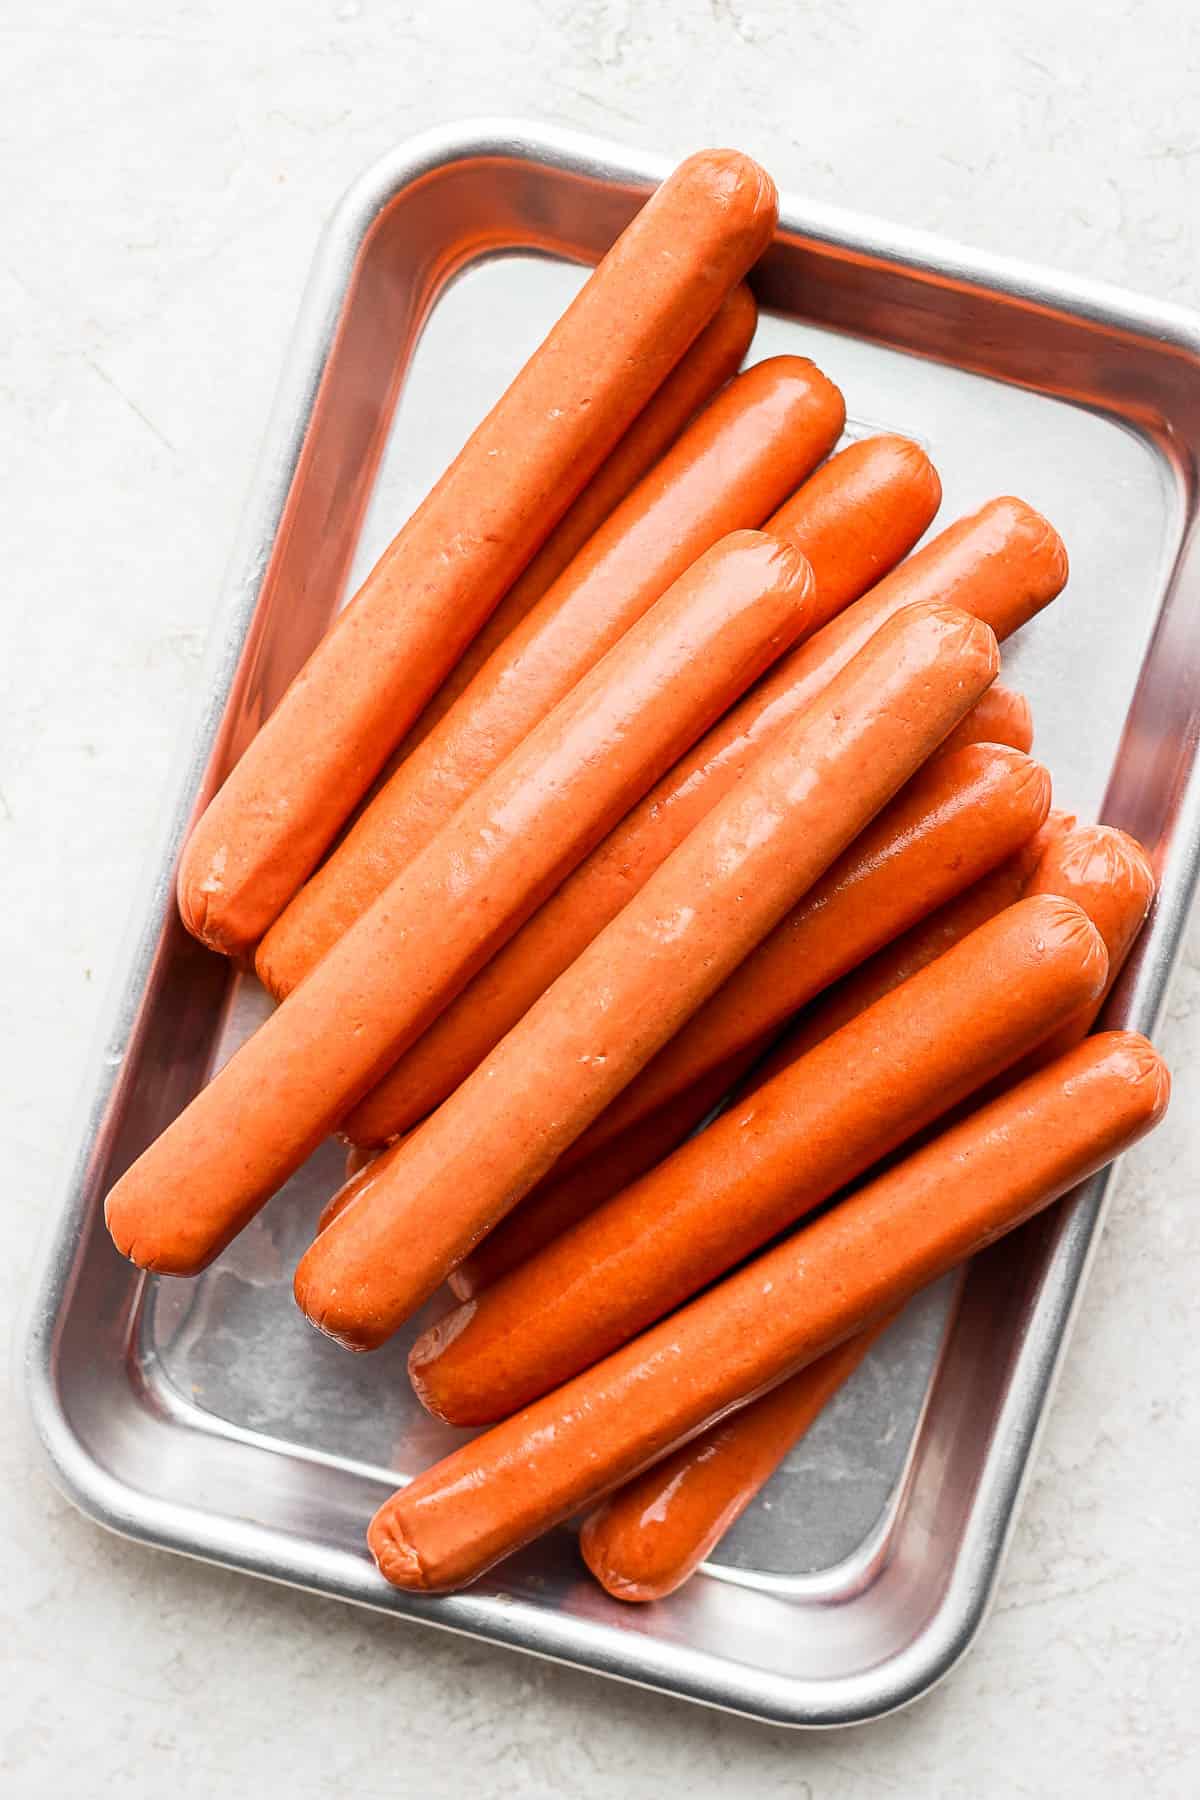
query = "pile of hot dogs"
(105, 147, 1170, 1603)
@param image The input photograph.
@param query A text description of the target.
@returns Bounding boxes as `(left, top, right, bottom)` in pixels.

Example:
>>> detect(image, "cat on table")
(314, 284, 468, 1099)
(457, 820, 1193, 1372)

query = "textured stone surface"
(3, 2, 1199, 1792)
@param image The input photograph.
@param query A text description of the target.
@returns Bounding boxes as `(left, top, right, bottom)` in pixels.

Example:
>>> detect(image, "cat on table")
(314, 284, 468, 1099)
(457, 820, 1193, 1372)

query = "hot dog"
(903, 821, 1153, 1136)
(580, 1312, 899, 1602)
(176, 150, 779, 957)
(796, 821, 1156, 1179)
(369, 1031, 1169, 1592)
(396, 286, 758, 754)
(257, 356, 845, 998)
(557, 741, 1052, 1169)
(106, 532, 813, 1275)
(409, 895, 1108, 1425)
(296, 602, 1000, 1347)
(776, 810, 1078, 1065)
(1023, 824, 1156, 1059)
(937, 682, 1032, 757)
(447, 746, 1051, 1299)
(346, 495, 1057, 1151)
(765, 433, 941, 628)
(318, 1144, 387, 1237)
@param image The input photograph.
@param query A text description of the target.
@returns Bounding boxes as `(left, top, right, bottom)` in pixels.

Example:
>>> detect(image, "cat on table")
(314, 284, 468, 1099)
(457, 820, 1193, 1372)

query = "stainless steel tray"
(22, 119, 1200, 1729)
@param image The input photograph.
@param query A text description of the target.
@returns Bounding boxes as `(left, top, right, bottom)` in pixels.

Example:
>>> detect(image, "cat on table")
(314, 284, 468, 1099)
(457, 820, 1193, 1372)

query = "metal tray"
(22, 119, 1200, 1729)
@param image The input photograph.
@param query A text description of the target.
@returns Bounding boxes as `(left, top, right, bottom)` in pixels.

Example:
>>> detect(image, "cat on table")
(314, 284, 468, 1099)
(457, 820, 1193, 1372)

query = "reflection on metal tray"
(22, 119, 1200, 1728)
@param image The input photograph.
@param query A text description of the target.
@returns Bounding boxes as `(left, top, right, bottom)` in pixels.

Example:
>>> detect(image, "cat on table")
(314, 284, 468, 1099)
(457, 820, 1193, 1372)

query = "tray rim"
(20, 115, 1200, 1730)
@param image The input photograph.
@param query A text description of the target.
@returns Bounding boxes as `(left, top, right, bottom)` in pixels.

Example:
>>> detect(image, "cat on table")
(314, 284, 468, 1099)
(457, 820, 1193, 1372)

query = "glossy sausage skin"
(370, 1032, 1168, 1592)
(106, 532, 813, 1275)
(346, 491, 1055, 1151)
(444, 1044, 768, 1300)
(449, 750, 1049, 1300)
(296, 602, 999, 1347)
(396, 286, 758, 755)
(563, 742, 1051, 1168)
(580, 1312, 898, 1602)
(765, 434, 941, 630)
(257, 356, 845, 998)
(815, 820, 1155, 1166)
(938, 682, 1032, 757)
(776, 810, 1078, 1066)
(902, 825, 1155, 1166)
(320, 1144, 390, 1236)
(409, 896, 1108, 1425)
(1023, 824, 1156, 1060)
(176, 150, 779, 957)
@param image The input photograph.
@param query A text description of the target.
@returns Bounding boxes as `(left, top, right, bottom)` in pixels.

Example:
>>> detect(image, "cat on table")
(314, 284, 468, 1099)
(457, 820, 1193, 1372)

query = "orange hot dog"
(296, 602, 999, 1348)
(176, 150, 778, 958)
(874, 826, 1157, 1174)
(765, 433, 941, 628)
(937, 682, 1032, 756)
(892, 822, 1156, 1157)
(448, 750, 1051, 1299)
(559, 741, 1051, 1170)
(775, 809, 1078, 1066)
(370, 1032, 1168, 1593)
(1023, 824, 1156, 1059)
(318, 1144, 388, 1237)
(346, 493, 1055, 1151)
(106, 532, 813, 1275)
(397, 286, 758, 754)
(409, 896, 1107, 1426)
(580, 1311, 899, 1602)
(257, 356, 845, 998)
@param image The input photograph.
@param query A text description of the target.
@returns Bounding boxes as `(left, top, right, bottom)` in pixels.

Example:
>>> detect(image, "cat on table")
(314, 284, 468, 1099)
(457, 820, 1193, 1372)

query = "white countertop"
(3, 3, 1199, 1793)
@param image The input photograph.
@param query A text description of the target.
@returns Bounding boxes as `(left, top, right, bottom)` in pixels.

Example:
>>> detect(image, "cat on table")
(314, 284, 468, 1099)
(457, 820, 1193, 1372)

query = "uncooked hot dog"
(765, 433, 941, 628)
(176, 150, 778, 956)
(1022, 824, 1155, 1060)
(937, 682, 1032, 757)
(580, 1312, 899, 1602)
(396, 286, 758, 754)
